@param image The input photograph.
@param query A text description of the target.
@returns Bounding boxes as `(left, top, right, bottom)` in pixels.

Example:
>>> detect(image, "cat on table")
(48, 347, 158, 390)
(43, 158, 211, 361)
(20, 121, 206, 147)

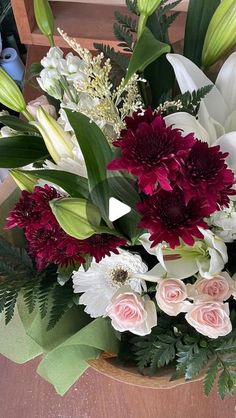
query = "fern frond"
(126, 0, 139, 15)
(94, 43, 129, 72)
(47, 281, 74, 330)
(114, 11, 137, 32)
(113, 22, 134, 52)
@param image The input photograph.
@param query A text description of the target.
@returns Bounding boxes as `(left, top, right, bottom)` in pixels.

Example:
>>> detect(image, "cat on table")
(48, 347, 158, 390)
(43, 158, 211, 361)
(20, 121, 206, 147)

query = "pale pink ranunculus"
(187, 272, 233, 302)
(156, 278, 190, 316)
(106, 286, 157, 336)
(27, 95, 57, 120)
(185, 301, 232, 339)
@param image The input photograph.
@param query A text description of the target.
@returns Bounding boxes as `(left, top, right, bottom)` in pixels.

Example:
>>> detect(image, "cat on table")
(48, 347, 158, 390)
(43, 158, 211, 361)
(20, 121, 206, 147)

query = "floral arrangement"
(1, 0, 236, 398)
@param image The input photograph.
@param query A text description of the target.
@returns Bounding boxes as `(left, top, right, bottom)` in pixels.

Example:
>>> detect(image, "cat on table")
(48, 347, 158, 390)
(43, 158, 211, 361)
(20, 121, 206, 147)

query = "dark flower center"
(111, 268, 129, 284)
(129, 125, 175, 168)
(186, 142, 222, 182)
(156, 191, 189, 229)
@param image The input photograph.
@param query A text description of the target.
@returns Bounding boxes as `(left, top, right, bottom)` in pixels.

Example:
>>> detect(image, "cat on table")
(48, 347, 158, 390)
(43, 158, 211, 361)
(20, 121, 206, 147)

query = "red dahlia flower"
(107, 108, 195, 195)
(137, 187, 210, 248)
(177, 141, 236, 210)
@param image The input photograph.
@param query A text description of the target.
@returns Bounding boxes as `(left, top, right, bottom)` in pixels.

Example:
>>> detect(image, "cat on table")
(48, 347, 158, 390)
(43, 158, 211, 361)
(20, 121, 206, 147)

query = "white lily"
(165, 52, 236, 172)
(32, 107, 87, 178)
(139, 229, 228, 279)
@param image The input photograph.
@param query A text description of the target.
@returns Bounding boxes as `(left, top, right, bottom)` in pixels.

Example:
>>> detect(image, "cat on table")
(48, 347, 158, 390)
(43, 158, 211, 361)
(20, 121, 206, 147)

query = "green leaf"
(0, 136, 48, 168)
(0, 115, 39, 133)
(28, 62, 44, 80)
(218, 370, 233, 400)
(65, 110, 112, 222)
(204, 359, 219, 396)
(47, 281, 74, 330)
(124, 27, 170, 84)
(184, 0, 220, 66)
(57, 264, 75, 286)
(21, 169, 89, 199)
(185, 348, 211, 380)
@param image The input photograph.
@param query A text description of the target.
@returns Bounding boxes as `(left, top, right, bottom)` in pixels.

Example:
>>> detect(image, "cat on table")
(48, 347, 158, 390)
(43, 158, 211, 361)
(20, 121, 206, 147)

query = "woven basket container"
(89, 353, 204, 389)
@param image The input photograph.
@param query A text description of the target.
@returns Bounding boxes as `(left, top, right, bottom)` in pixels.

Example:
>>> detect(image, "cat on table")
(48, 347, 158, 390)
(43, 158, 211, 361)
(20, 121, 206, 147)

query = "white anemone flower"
(165, 52, 236, 172)
(139, 229, 228, 279)
(72, 250, 148, 318)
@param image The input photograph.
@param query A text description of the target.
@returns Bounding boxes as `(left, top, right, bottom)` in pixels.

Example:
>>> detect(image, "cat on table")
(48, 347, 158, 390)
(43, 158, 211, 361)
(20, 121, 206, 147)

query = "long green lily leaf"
(184, 0, 220, 66)
(21, 169, 89, 199)
(124, 27, 170, 84)
(0, 136, 48, 168)
(0, 115, 39, 134)
(65, 110, 112, 222)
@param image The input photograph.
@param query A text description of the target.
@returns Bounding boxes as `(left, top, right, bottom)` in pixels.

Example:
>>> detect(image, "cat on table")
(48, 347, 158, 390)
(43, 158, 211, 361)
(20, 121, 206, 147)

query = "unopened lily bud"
(202, 0, 236, 68)
(137, 0, 161, 38)
(50, 197, 101, 239)
(10, 170, 38, 192)
(33, 107, 74, 163)
(0, 68, 26, 113)
(34, 0, 55, 46)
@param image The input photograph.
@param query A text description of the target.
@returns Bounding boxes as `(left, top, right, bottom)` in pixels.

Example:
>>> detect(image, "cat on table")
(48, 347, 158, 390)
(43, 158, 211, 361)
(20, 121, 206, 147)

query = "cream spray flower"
(106, 286, 157, 336)
(72, 250, 148, 318)
(140, 229, 228, 279)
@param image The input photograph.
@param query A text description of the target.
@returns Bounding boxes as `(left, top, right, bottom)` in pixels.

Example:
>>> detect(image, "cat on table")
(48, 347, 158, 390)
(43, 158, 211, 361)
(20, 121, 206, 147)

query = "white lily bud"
(33, 107, 74, 163)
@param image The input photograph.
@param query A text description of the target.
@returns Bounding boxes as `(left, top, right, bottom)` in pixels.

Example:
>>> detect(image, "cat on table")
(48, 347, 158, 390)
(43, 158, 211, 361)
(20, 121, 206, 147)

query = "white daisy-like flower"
(72, 250, 148, 318)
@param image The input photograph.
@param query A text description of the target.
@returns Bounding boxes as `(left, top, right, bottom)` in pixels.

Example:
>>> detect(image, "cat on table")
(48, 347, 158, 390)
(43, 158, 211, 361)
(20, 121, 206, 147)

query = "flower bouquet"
(1, 0, 236, 398)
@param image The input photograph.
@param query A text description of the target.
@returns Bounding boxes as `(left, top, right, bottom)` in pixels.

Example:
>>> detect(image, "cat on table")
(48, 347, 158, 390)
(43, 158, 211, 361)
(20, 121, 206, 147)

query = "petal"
(216, 52, 236, 115)
(216, 131, 236, 171)
(224, 111, 236, 133)
(166, 53, 228, 125)
(165, 112, 210, 143)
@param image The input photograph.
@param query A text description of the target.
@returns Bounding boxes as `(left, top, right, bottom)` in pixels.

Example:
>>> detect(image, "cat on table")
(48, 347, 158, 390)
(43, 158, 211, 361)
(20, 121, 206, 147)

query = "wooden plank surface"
(0, 355, 236, 418)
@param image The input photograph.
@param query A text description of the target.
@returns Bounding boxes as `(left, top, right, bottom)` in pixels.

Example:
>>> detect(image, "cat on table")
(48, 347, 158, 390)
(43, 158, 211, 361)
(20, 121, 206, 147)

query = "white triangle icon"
(109, 197, 131, 222)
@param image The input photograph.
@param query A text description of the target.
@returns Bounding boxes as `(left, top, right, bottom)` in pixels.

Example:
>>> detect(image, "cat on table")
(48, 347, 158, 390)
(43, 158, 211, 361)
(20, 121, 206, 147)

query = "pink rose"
(185, 301, 232, 339)
(187, 272, 233, 302)
(156, 278, 190, 316)
(106, 286, 157, 336)
(27, 95, 57, 120)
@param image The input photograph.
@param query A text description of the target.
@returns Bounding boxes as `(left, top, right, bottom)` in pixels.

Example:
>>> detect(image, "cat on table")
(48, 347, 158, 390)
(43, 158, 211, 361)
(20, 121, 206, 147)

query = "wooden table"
(0, 355, 236, 418)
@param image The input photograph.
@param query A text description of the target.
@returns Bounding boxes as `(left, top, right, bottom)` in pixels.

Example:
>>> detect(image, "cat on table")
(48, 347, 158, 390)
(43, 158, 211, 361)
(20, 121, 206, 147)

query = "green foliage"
(0, 236, 74, 329)
(144, 0, 181, 107)
(113, 22, 134, 52)
(124, 27, 170, 85)
(0, 135, 48, 168)
(21, 169, 89, 199)
(130, 313, 236, 399)
(93, 44, 129, 73)
(0, 115, 39, 134)
(184, 0, 220, 67)
(126, 0, 139, 15)
(160, 85, 213, 117)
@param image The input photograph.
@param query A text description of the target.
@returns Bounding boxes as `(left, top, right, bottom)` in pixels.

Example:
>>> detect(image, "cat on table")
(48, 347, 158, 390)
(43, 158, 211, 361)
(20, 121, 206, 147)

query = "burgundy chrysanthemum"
(5, 185, 60, 230)
(177, 141, 236, 210)
(137, 187, 211, 248)
(107, 108, 196, 195)
(77, 234, 127, 263)
(6, 185, 127, 270)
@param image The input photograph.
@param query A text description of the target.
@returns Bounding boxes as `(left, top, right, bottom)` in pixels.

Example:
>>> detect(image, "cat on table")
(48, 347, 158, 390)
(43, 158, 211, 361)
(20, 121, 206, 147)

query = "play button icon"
(109, 197, 131, 222)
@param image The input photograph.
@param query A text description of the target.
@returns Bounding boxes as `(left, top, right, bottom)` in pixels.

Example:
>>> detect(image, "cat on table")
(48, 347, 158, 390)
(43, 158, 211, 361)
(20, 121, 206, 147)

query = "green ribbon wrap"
(0, 178, 119, 395)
